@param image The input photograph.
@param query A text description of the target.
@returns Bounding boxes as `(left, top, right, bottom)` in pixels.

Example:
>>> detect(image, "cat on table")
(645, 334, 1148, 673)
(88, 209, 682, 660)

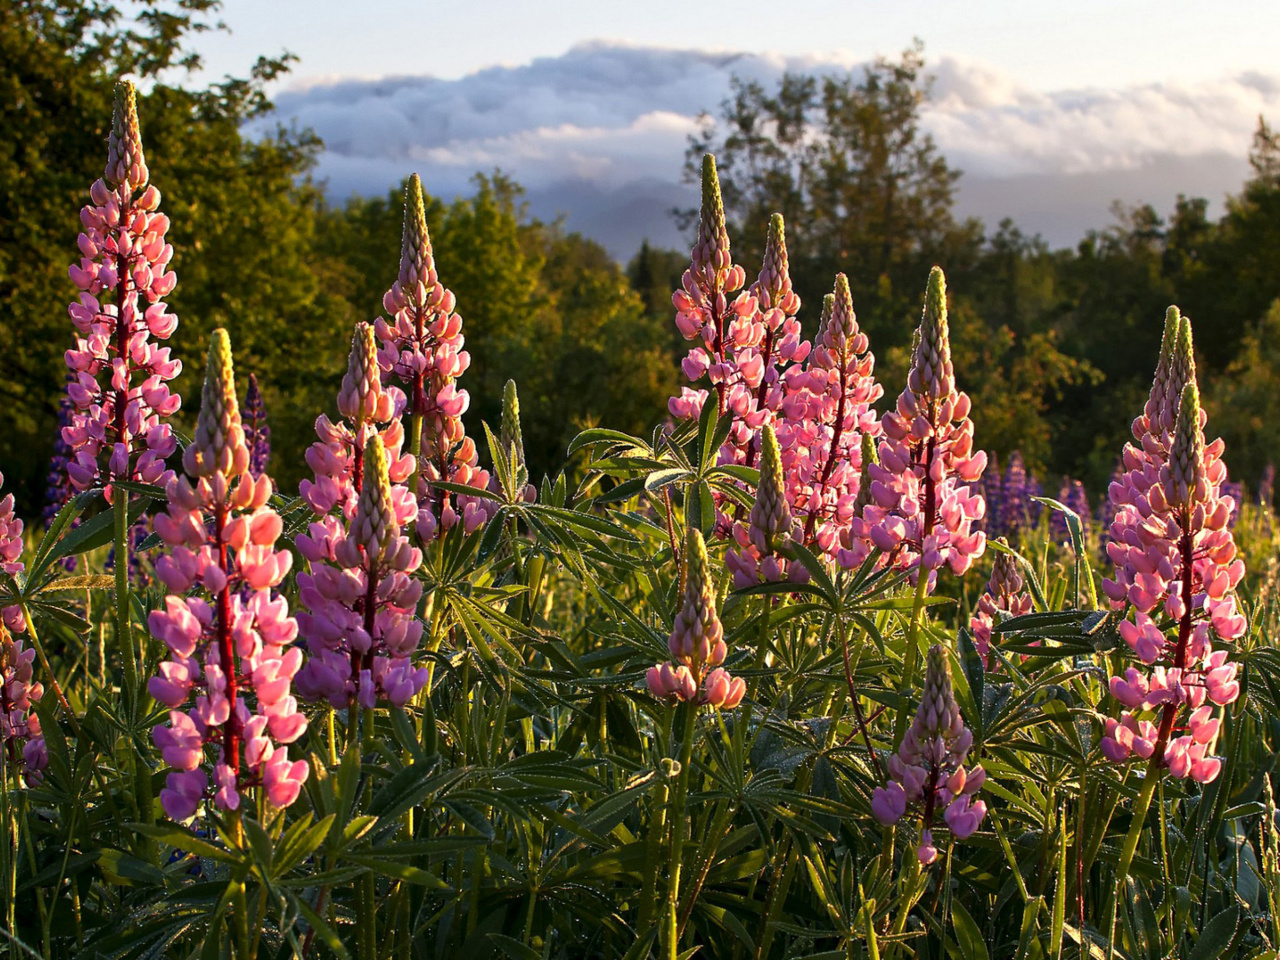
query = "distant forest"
(6, 3, 1280, 518)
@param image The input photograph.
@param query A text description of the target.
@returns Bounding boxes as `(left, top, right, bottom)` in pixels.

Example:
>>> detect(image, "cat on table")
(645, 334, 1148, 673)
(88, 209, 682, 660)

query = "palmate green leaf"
(643, 467, 692, 492)
(567, 427, 649, 457)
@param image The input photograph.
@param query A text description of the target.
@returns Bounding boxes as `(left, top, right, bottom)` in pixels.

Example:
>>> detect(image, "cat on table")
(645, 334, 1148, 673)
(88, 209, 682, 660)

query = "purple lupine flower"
(999, 452, 1031, 536)
(105, 515, 151, 585)
(43, 384, 77, 528)
(244, 373, 270, 480)
(1259, 463, 1275, 508)
(1050, 477, 1092, 546)
(44, 384, 81, 571)
(1221, 480, 1243, 529)
(1027, 472, 1044, 527)
(850, 268, 987, 587)
(871, 644, 988, 863)
(0, 472, 46, 784)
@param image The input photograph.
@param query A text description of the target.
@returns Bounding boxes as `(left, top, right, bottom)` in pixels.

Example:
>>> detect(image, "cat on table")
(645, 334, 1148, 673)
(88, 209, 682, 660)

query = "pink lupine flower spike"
(149, 330, 307, 821)
(872, 645, 988, 865)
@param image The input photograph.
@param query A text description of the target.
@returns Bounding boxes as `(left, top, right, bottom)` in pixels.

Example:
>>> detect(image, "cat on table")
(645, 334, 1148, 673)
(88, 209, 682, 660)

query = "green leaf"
(1187, 906, 1239, 960)
(567, 427, 647, 457)
(950, 898, 990, 960)
(486, 935, 541, 960)
(40, 497, 148, 572)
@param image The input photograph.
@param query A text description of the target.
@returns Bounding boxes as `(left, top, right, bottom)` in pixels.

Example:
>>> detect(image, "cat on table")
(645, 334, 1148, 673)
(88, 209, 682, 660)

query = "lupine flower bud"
(909, 267, 955, 402)
(1169, 382, 1207, 508)
(872, 646, 987, 860)
(727, 423, 802, 588)
(64, 81, 181, 495)
(852, 432, 879, 516)
(648, 529, 745, 709)
(754, 215, 796, 313)
(750, 425, 790, 554)
(150, 329, 307, 820)
(352, 437, 399, 560)
(244, 374, 270, 479)
(106, 81, 148, 191)
(500, 379, 525, 469)
(853, 267, 986, 585)
(1101, 314, 1243, 785)
(691, 155, 732, 285)
(184, 330, 247, 479)
(969, 540, 1033, 665)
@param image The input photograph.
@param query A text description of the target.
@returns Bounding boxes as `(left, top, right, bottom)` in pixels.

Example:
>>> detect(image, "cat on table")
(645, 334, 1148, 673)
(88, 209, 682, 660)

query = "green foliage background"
(6, 1, 1280, 517)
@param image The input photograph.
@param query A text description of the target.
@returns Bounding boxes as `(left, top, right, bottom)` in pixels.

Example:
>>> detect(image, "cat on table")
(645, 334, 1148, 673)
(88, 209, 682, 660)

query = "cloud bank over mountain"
(256, 42, 1274, 258)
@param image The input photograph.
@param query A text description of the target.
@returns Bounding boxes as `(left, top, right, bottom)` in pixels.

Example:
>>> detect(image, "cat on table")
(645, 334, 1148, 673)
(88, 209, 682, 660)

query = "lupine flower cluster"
(969, 539, 1034, 665)
(852, 268, 987, 585)
(727, 424, 800, 588)
(43, 385, 78, 527)
(376, 174, 495, 540)
(295, 324, 425, 707)
(244, 373, 270, 479)
(872, 645, 988, 864)
(668, 168, 814, 532)
(1101, 311, 1245, 784)
(781, 276, 882, 563)
(0, 474, 24, 636)
(295, 433, 427, 709)
(63, 81, 181, 495)
(648, 528, 745, 709)
(0, 473, 46, 783)
(148, 331, 308, 820)
(1259, 463, 1275, 508)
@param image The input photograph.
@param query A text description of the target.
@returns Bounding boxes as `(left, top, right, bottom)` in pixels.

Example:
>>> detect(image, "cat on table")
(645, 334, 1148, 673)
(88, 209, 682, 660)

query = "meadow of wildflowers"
(3, 79, 1280, 960)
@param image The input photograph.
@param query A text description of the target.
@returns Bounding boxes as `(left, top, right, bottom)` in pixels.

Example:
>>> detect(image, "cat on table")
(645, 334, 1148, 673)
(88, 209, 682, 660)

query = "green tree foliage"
(686, 48, 1091, 477)
(686, 41, 981, 348)
(0, 2, 677, 515)
(0, 0, 334, 511)
(320, 176, 678, 484)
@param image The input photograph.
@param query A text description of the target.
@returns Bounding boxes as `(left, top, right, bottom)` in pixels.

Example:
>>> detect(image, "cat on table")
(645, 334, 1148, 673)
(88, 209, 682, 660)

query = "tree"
(0, 1, 331, 511)
(686, 41, 979, 349)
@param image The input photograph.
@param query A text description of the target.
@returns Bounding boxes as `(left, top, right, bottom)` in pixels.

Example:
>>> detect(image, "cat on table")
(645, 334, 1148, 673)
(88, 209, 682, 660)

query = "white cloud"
(254, 42, 1279, 256)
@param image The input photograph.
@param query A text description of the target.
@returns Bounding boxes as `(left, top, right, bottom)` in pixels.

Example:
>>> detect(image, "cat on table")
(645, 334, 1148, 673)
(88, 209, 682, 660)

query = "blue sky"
(180, 2, 1280, 257)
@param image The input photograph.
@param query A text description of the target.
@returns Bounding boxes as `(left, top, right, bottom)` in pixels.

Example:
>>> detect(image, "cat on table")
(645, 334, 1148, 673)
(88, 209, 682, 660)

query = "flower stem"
(894, 571, 932, 747)
(114, 492, 136, 696)
(1104, 769, 1159, 960)
(664, 702, 698, 960)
